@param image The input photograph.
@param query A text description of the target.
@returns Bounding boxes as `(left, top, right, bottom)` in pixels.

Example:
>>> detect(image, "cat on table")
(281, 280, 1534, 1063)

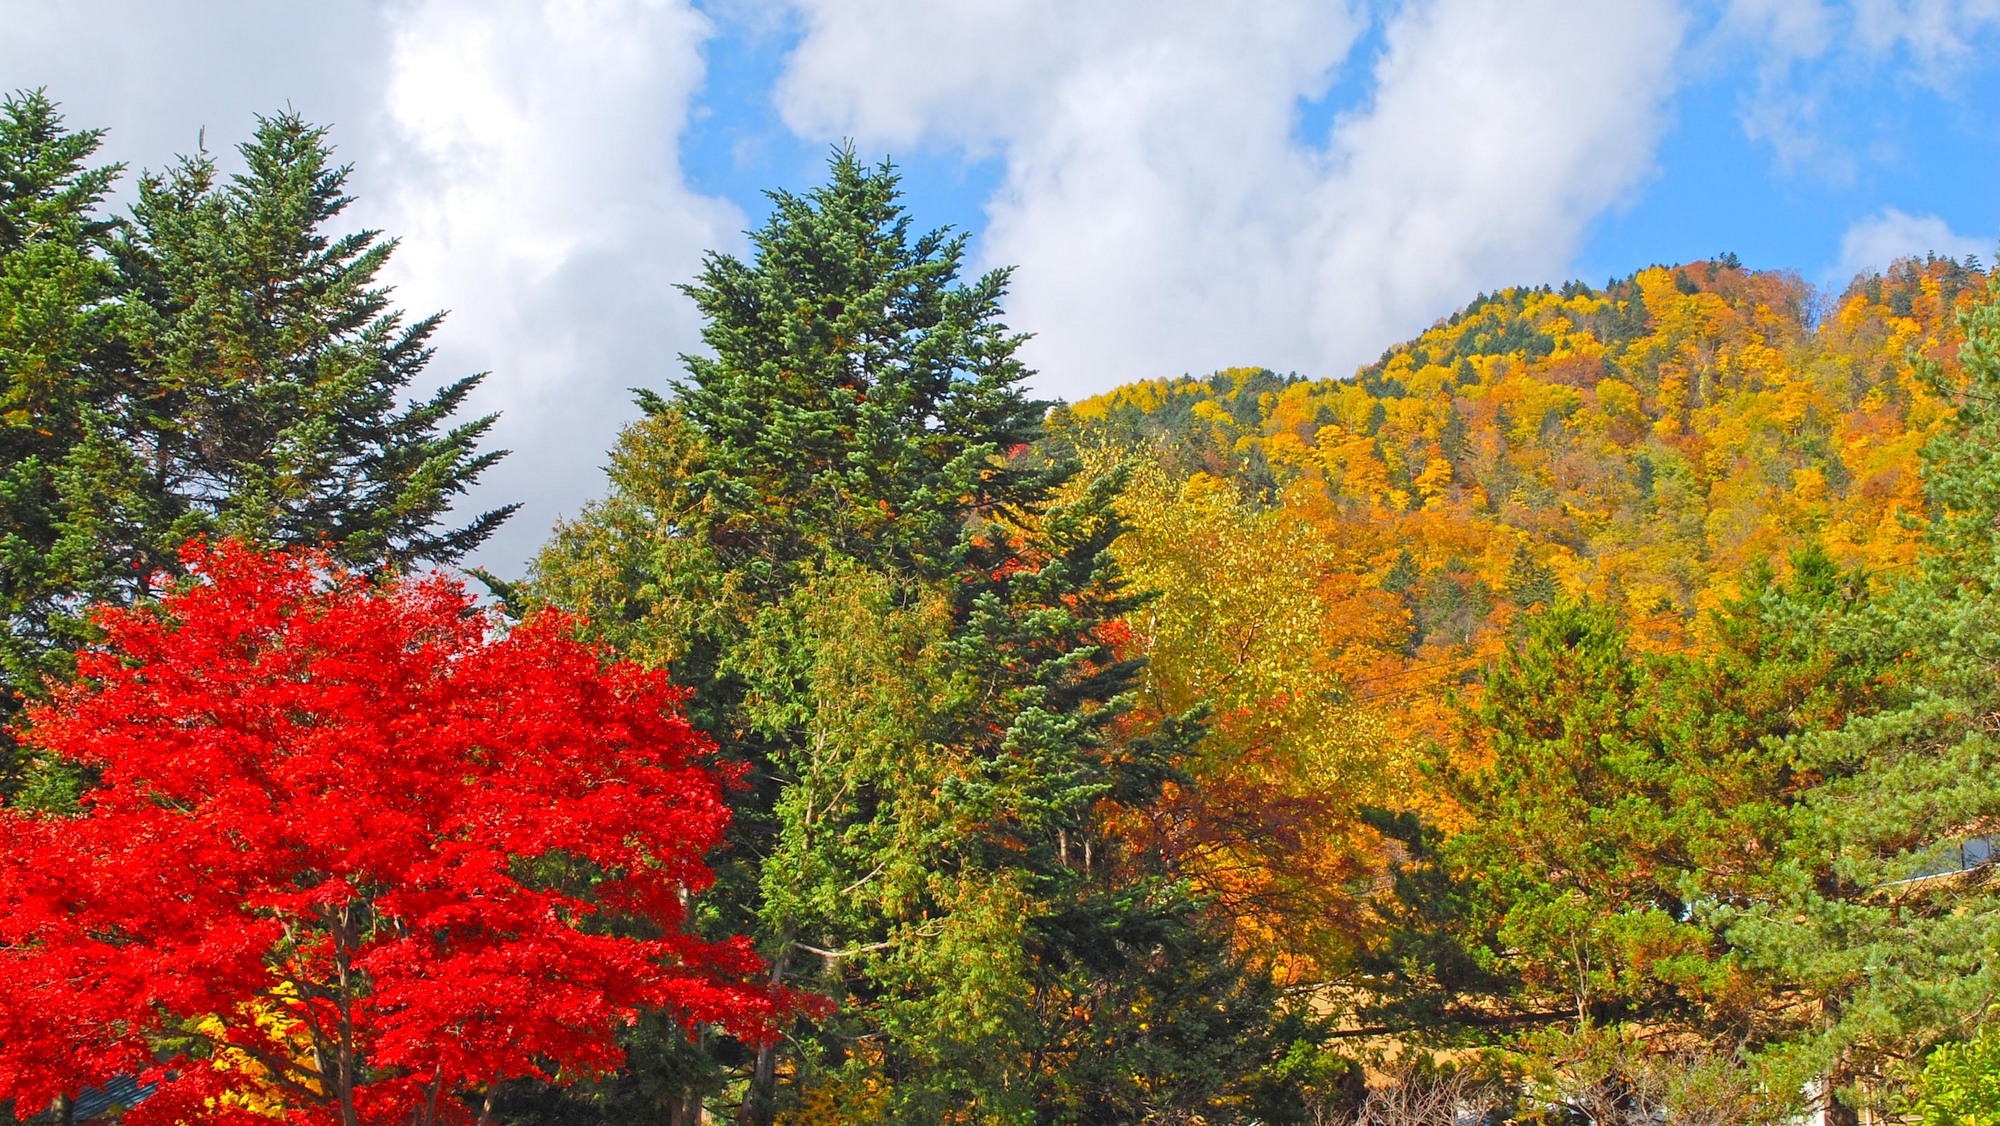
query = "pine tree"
(0, 90, 132, 789)
(1361, 562, 1881, 1053)
(0, 99, 514, 798)
(1720, 277, 2000, 1114)
(114, 111, 515, 572)
(671, 147, 1052, 586)
(533, 152, 1288, 1124)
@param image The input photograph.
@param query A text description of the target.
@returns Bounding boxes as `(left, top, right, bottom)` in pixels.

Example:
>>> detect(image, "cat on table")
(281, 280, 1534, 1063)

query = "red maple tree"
(0, 542, 785, 1126)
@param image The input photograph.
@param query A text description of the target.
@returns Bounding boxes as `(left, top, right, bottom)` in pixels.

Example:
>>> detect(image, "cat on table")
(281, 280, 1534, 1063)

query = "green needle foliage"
(671, 153, 1054, 587)
(0, 90, 129, 791)
(1718, 277, 2000, 1115)
(114, 110, 515, 570)
(533, 151, 1295, 1125)
(0, 94, 512, 794)
(1360, 555, 1883, 1077)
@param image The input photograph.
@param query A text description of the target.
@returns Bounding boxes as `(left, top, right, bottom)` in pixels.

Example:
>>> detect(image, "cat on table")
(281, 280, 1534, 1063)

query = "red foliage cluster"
(0, 543, 784, 1126)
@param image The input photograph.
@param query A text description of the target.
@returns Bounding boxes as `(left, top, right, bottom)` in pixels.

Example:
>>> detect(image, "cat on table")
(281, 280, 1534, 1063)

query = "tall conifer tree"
(114, 111, 515, 571)
(0, 98, 513, 794)
(534, 152, 1289, 1125)
(0, 90, 134, 789)
(1721, 278, 2000, 1115)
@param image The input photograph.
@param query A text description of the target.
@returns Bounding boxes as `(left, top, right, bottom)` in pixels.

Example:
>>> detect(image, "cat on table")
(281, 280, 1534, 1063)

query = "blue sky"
(4, 0, 1998, 571)
(1578, 13, 2000, 286)
(680, 1, 2000, 298)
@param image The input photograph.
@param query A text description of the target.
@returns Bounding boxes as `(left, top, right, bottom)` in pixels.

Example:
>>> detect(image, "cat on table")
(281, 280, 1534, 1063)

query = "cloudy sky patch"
(3, 0, 1997, 571)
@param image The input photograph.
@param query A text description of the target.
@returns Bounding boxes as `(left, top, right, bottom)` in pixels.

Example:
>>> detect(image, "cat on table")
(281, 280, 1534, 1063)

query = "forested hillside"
(1039, 252, 2000, 1119)
(1043, 254, 1974, 957)
(1064, 255, 1968, 640)
(4, 91, 2000, 1126)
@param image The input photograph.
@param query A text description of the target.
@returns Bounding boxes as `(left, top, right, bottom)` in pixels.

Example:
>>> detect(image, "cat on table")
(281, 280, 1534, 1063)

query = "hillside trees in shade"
(532, 153, 1300, 1124)
(0, 543, 785, 1126)
(0, 96, 512, 795)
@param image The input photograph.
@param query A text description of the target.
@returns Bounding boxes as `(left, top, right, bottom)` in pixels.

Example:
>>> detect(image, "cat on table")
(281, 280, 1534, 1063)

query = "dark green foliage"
(0, 95, 511, 796)
(1024, 888, 1309, 1124)
(1503, 544, 1559, 610)
(1041, 367, 1301, 484)
(0, 90, 127, 784)
(534, 152, 1285, 1124)
(674, 148, 1052, 588)
(113, 111, 515, 570)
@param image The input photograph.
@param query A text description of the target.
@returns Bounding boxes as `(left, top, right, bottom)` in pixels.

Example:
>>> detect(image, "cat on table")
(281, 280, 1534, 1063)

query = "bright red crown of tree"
(0, 541, 785, 1126)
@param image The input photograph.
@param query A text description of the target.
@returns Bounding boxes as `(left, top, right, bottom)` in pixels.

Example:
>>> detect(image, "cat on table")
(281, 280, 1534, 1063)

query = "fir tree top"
(116, 110, 516, 569)
(671, 148, 1055, 581)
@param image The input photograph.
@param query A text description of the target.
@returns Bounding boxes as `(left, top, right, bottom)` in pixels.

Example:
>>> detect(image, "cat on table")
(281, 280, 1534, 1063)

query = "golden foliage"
(1059, 255, 1985, 977)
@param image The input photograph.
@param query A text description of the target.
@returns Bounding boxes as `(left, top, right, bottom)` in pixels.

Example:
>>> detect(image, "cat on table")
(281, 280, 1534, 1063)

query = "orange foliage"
(1057, 255, 1986, 977)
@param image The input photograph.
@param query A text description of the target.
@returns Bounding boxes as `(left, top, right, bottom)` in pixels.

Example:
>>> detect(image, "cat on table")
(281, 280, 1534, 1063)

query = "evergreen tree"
(1721, 277, 2000, 1114)
(1501, 543, 1558, 610)
(0, 98, 513, 797)
(1362, 561, 1881, 1052)
(114, 111, 515, 571)
(533, 152, 1289, 1124)
(671, 151, 1053, 585)
(0, 90, 132, 788)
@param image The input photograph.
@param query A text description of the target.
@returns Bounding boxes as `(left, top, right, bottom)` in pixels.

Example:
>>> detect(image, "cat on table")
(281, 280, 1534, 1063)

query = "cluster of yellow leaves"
(188, 982, 320, 1119)
(775, 1064, 891, 1126)
(1096, 459, 1411, 978)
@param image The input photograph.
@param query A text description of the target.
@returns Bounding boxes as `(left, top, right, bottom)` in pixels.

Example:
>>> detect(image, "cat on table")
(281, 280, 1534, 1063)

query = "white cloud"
(1721, 0, 2000, 71)
(0, 0, 740, 574)
(376, 0, 743, 571)
(1850, 0, 2000, 64)
(1838, 207, 1990, 278)
(1726, 0, 2000, 178)
(774, 0, 1685, 397)
(0, 1, 388, 187)
(1723, 0, 1837, 58)
(1299, 0, 1684, 379)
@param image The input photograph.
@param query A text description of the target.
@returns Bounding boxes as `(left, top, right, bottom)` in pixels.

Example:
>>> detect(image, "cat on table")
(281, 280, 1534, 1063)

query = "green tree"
(1721, 277, 2000, 1114)
(114, 110, 514, 572)
(669, 151, 1052, 587)
(1421, 601, 1701, 1032)
(0, 90, 133, 789)
(533, 152, 1290, 1125)
(1361, 557, 1881, 1051)
(0, 98, 513, 798)
(1915, 1024, 2000, 1126)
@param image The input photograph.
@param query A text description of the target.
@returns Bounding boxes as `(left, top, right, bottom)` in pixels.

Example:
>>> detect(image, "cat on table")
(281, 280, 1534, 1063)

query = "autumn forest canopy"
(6, 90, 2000, 1126)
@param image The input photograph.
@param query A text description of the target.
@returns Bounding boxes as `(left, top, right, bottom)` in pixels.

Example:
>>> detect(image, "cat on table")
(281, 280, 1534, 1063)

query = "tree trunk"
(736, 943, 793, 1126)
(670, 1088, 701, 1126)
